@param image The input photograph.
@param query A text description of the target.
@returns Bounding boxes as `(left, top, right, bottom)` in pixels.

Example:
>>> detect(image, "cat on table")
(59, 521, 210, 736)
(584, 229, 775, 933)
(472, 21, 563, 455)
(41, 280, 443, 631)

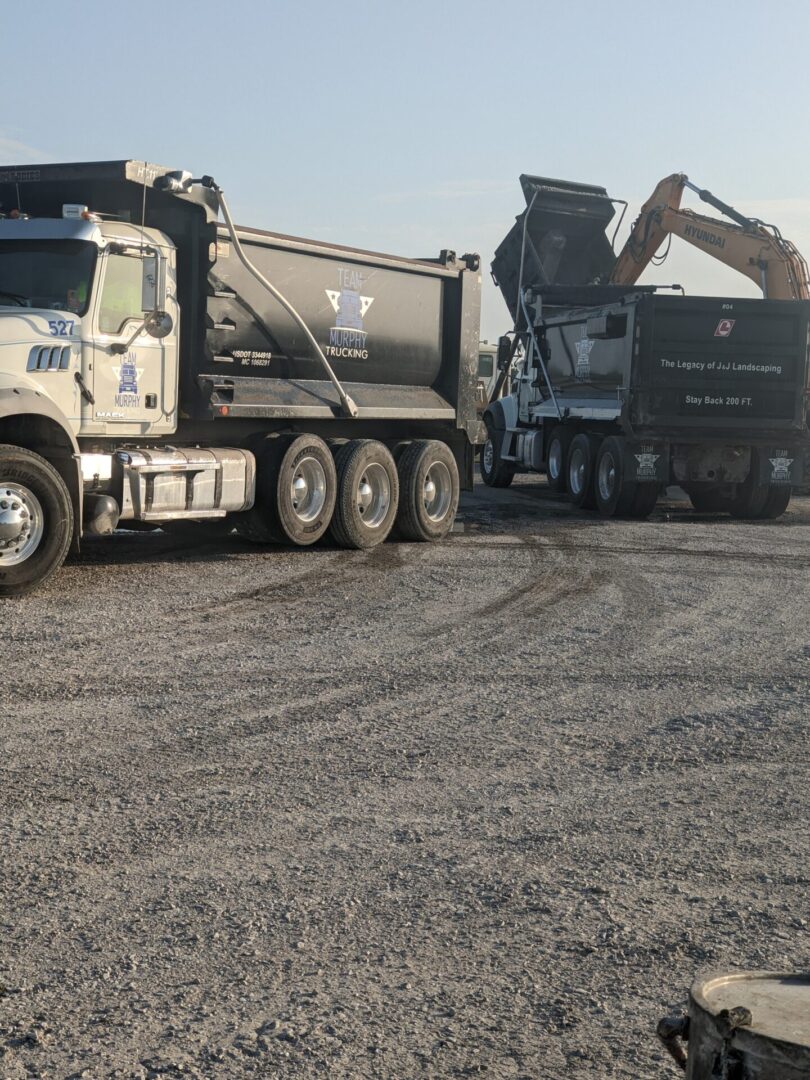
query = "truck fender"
(484, 394, 519, 433)
(0, 387, 83, 547)
(484, 396, 507, 431)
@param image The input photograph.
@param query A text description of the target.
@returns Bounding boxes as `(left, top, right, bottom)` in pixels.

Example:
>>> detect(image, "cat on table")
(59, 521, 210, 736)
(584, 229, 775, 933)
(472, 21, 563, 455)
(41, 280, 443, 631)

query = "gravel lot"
(1, 477, 809, 1079)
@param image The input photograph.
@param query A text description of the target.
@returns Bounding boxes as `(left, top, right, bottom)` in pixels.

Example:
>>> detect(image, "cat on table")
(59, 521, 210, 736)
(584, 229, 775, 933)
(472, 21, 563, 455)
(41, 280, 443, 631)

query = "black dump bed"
(538, 291, 810, 442)
(491, 174, 617, 316)
(631, 294, 810, 435)
(0, 161, 481, 437)
(204, 225, 480, 432)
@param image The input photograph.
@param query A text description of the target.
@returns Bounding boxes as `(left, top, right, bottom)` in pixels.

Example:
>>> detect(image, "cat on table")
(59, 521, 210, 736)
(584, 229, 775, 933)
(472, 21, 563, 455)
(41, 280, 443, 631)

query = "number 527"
(49, 320, 75, 336)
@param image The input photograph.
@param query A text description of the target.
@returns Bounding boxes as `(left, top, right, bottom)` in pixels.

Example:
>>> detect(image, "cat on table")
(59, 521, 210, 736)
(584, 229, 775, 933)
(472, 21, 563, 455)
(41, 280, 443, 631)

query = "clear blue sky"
(4, 0, 809, 338)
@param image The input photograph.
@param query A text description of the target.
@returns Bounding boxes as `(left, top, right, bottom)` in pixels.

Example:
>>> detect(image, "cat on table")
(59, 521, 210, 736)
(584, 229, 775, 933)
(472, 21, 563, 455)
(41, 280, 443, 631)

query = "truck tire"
(237, 434, 336, 546)
(0, 445, 74, 597)
(757, 486, 791, 519)
(686, 486, 729, 513)
(330, 440, 399, 549)
(567, 433, 599, 510)
(728, 476, 770, 520)
(480, 420, 515, 488)
(394, 440, 459, 542)
(594, 436, 637, 518)
(546, 425, 572, 493)
(628, 483, 660, 519)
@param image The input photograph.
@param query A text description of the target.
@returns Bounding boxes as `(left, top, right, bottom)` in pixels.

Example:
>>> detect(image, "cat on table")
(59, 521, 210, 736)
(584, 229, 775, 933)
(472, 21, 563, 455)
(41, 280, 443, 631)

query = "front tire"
(0, 445, 73, 597)
(330, 440, 399, 549)
(395, 440, 459, 542)
(480, 421, 515, 488)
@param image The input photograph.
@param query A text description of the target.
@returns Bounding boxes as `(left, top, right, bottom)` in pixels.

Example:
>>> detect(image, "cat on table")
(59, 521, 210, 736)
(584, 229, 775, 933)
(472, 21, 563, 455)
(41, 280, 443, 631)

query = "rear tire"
(594, 436, 637, 518)
(546, 425, 572, 493)
(757, 486, 791, 519)
(567, 433, 599, 510)
(728, 476, 770, 519)
(330, 440, 399, 549)
(395, 440, 459, 542)
(0, 445, 73, 597)
(236, 434, 336, 545)
(628, 483, 660, 519)
(480, 420, 515, 488)
(686, 486, 730, 513)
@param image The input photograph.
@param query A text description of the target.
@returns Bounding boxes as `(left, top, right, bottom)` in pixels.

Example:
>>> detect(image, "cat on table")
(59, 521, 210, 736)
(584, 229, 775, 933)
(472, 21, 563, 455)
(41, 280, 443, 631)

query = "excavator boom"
(611, 174, 810, 300)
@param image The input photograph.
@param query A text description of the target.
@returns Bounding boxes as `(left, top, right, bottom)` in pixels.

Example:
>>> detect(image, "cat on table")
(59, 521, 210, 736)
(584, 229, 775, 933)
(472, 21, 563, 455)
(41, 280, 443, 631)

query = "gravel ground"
(1, 477, 809, 1079)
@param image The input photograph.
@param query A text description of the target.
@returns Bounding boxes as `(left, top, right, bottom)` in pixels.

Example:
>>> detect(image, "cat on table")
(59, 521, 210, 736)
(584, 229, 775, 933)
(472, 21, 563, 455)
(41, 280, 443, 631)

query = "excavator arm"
(611, 173, 810, 300)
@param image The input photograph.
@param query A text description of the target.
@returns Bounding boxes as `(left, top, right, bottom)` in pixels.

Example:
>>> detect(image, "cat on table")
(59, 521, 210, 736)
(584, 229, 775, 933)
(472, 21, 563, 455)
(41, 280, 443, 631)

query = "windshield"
(0, 239, 97, 314)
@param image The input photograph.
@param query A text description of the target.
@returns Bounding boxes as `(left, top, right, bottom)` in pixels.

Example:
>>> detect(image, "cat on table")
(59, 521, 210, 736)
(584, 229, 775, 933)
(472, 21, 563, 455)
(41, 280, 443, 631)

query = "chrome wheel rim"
(483, 439, 494, 474)
(597, 452, 617, 502)
(423, 461, 452, 522)
(0, 483, 44, 566)
(568, 447, 587, 497)
(548, 438, 562, 482)
(356, 462, 390, 528)
(290, 456, 327, 523)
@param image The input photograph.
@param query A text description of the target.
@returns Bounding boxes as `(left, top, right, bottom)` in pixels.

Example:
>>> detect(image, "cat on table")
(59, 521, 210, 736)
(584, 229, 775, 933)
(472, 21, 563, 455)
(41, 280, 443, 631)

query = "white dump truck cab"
(0, 204, 254, 596)
(0, 210, 179, 440)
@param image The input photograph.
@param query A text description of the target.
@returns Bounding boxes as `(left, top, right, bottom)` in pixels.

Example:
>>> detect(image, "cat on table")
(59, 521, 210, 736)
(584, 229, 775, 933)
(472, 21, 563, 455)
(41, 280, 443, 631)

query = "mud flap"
(757, 446, 803, 486)
(624, 441, 668, 483)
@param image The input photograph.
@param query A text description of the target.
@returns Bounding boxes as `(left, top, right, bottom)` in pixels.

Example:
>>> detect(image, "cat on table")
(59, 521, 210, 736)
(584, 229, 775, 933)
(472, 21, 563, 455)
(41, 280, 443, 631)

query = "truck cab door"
(87, 246, 178, 435)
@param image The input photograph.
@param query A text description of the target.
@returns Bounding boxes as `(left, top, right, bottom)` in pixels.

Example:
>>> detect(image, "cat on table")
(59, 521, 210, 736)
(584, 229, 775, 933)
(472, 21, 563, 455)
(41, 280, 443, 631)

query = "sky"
(3, 0, 810, 340)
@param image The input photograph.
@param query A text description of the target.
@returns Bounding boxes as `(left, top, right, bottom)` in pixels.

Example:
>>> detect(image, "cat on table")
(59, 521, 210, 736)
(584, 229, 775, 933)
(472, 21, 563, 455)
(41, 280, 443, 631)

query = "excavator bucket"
(492, 175, 617, 317)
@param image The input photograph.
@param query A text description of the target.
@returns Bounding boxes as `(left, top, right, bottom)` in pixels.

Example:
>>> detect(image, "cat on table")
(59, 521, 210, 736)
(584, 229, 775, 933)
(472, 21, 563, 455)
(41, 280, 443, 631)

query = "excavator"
(610, 172, 810, 299)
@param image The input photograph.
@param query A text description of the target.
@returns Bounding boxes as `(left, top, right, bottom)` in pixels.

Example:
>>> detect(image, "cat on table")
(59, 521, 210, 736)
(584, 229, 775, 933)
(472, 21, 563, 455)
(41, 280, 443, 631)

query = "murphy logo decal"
(574, 328, 594, 381)
(112, 352, 142, 408)
(325, 268, 374, 360)
(634, 446, 660, 480)
(769, 455, 794, 482)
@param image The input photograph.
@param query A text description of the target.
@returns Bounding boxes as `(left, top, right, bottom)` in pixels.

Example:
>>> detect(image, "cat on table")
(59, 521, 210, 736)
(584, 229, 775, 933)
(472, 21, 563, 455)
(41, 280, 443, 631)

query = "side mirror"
(141, 255, 157, 312)
(145, 310, 173, 339)
(496, 335, 512, 371)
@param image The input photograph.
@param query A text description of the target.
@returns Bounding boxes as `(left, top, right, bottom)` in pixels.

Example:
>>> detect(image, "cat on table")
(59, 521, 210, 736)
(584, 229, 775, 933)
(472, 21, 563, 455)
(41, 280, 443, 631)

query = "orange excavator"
(611, 173, 810, 300)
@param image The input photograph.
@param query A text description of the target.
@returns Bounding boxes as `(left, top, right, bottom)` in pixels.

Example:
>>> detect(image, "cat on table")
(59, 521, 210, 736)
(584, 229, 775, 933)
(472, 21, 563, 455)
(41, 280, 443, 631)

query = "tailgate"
(630, 295, 810, 436)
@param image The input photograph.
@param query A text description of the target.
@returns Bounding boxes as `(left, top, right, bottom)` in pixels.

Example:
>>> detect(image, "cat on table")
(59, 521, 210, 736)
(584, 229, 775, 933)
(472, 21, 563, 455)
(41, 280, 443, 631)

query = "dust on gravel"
(1, 479, 809, 1078)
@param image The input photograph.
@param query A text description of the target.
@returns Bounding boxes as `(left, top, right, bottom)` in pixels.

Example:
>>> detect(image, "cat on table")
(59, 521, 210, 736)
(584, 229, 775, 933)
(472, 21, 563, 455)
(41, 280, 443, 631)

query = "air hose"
(200, 176, 358, 418)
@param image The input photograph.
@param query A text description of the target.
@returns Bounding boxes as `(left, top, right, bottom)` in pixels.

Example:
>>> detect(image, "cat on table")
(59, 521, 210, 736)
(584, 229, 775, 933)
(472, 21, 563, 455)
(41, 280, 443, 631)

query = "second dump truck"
(483, 175, 810, 519)
(0, 160, 482, 595)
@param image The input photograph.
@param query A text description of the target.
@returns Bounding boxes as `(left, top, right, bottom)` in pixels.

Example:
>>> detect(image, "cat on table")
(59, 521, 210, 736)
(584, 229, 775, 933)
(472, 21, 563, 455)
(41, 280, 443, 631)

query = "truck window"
(0, 239, 96, 314)
(478, 354, 494, 378)
(99, 254, 145, 334)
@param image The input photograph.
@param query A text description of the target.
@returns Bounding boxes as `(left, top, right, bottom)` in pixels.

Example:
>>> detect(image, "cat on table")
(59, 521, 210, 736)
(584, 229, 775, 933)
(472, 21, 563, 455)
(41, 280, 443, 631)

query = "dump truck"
(0, 160, 483, 596)
(482, 175, 810, 519)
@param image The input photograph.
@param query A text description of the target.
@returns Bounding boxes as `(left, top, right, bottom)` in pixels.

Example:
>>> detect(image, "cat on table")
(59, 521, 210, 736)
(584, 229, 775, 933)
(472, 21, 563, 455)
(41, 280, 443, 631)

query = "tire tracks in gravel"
(458, 536, 810, 569)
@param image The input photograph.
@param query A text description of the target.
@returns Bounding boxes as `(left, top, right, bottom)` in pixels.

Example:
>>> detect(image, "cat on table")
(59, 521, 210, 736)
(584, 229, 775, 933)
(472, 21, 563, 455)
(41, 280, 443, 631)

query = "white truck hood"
(0, 307, 79, 347)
